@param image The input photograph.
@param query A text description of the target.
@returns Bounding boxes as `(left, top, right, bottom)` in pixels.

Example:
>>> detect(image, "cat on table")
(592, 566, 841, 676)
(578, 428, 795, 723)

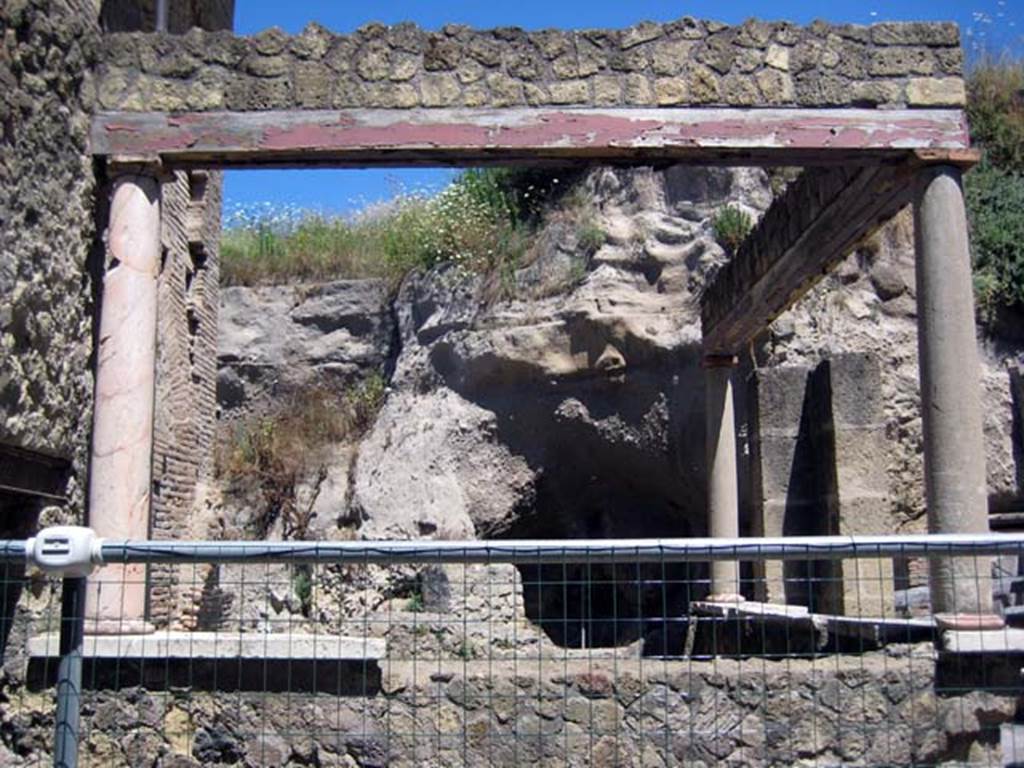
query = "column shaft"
(914, 164, 993, 619)
(706, 360, 742, 600)
(85, 173, 160, 633)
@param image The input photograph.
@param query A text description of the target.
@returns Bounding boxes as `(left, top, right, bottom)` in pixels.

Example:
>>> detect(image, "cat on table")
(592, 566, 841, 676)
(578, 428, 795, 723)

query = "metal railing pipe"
(80, 533, 1024, 566)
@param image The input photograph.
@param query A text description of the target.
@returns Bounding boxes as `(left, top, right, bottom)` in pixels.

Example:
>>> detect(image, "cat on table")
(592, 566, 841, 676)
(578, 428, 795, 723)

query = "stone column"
(705, 355, 743, 602)
(913, 165, 998, 627)
(85, 172, 161, 634)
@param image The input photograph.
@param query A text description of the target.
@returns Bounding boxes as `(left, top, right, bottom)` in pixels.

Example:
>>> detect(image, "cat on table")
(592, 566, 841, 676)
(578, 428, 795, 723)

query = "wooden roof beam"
(700, 150, 978, 356)
(90, 107, 969, 169)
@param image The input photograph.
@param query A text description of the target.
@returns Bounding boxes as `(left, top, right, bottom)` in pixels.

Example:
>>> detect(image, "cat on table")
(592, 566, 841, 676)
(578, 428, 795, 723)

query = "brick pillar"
(85, 170, 161, 634)
(914, 165, 998, 628)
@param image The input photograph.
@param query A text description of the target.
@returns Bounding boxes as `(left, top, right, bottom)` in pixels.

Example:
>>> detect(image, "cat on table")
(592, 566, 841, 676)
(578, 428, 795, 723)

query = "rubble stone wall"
(0, 1, 102, 517)
(95, 18, 967, 112)
(5, 653, 1015, 766)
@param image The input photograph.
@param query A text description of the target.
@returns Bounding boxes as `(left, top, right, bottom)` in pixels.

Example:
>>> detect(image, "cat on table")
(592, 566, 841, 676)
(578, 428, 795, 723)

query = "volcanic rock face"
(350, 167, 773, 544)
(217, 279, 395, 416)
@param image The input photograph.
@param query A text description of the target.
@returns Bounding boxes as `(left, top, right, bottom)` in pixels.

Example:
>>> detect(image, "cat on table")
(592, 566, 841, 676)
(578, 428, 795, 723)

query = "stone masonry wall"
(4, 653, 1015, 766)
(94, 18, 966, 113)
(0, 1, 101, 517)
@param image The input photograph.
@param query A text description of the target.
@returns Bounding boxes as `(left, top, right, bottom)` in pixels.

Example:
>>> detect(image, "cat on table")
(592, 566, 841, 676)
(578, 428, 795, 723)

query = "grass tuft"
(711, 205, 753, 256)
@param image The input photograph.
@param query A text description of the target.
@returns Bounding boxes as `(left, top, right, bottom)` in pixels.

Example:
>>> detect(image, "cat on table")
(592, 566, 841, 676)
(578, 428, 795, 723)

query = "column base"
(934, 612, 1005, 632)
(705, 593, 746, 604)
(84, 619, 156, 636)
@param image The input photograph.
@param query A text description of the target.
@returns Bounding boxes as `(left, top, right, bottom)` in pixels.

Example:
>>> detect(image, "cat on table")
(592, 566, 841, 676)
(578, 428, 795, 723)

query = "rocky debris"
(217, 279, 394, 416)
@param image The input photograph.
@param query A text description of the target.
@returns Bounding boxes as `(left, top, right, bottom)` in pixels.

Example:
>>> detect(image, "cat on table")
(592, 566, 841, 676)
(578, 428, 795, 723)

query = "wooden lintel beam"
(701, 162, 918, 355)
(90, 107, 969, 169)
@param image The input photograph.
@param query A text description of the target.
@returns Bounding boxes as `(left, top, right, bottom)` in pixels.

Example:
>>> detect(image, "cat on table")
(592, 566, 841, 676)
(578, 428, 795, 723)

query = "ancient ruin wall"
(150, 168, 221, 626)
(0, 1, 102, 516)
(95, 18, 966, 113)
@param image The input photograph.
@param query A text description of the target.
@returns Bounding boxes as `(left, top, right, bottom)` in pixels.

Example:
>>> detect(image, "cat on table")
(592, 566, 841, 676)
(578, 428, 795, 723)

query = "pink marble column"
(85, 173, 160, 634)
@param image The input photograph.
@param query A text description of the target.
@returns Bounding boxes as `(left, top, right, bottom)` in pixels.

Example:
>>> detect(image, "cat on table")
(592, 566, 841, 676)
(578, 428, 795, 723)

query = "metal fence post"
(53, 576, 86, 768)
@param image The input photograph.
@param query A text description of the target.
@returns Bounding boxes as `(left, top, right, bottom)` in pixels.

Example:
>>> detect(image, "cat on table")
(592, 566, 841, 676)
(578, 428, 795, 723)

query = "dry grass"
(216, 375, 386, 539)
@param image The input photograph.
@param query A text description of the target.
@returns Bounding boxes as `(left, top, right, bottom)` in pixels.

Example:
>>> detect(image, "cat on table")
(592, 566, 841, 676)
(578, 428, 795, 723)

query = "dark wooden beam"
(90, 107, 969, 169)
(701, 162, 921, 355)
(0, 444, 70, 503)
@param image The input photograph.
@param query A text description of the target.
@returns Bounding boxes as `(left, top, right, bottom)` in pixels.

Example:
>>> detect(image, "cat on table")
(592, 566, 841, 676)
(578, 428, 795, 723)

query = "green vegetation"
(405, 591, 425, 613)
(217, 373, 387, 538)
(292, 565, 313, 617)
(221, 168, 581, 288)
(966, 57, 1024, 172)
(711, 205, 753, 256)
(965, 55, 1024, 320)
(576, 219, 607, 255)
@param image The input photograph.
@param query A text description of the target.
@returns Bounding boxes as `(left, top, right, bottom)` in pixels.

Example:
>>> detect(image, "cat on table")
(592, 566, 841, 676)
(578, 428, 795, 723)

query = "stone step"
(28, 631, 385, 660)
(942, 627, 1024, 654)
(689, 600, 935, 656)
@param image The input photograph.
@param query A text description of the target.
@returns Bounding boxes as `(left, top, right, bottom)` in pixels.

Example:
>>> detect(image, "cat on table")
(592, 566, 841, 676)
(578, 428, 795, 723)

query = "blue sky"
(224, 0, 1023, 220)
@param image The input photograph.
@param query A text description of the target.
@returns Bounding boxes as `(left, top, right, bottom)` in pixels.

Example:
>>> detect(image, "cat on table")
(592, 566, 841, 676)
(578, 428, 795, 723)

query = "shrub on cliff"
(965, 55, 1024, 319)
(216, 374, 386, 540)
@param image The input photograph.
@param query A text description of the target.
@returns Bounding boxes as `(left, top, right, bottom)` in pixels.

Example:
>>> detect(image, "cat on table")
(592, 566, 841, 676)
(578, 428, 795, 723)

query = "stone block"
(549, 79, 589, 105)
(354, 43, 390, 81)
(293, 61, 331, 108)
(871, 21, 959, 47)
(825, 353, 883, 429)
(686, 62, 721, 103)
(654, 78, 687, 105)
(756, 69, 794, 104)
(289, 22, 332, 60)
(421, 73, 461, 107)
(622, 73, 654, 105)
(486, 72, 523, 106)
(869, 47, 936, 77)
(243, 53, 289, 79)
(722, 74, 760, 105)
(592, 75, 622, 106)
(906, 76, 966, 106)
(754, 364, 811, 434)
(652, 40, 693, 76)
(621, 21, 663, 50)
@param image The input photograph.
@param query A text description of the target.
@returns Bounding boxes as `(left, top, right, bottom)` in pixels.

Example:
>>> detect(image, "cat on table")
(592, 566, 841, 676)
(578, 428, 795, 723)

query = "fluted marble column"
(705, 355, 743, 602)
(914, 165, 998, 628)
(85, 173, 160, 634)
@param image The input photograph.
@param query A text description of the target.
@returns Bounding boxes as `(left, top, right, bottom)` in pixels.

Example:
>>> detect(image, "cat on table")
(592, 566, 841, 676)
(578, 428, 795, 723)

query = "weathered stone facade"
(0, 0, 102, 519)
(94, 18, 967, 113)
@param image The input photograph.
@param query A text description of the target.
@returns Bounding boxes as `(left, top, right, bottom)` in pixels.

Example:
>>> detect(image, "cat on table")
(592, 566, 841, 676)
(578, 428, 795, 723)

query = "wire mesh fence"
(2, 534, 1024, 767)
